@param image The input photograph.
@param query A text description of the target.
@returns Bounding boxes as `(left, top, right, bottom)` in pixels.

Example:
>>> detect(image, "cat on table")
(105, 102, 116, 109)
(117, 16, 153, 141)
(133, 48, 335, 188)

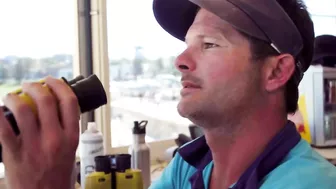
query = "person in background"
(311, 34, 336, 67)
(149, 0, 336, 188)
(288, 34, 336, 141)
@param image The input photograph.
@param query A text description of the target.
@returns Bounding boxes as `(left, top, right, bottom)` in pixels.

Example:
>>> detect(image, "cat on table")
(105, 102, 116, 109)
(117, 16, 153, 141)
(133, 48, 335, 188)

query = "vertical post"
(90, 0, 112, 152)
(77, 0, 95, 133)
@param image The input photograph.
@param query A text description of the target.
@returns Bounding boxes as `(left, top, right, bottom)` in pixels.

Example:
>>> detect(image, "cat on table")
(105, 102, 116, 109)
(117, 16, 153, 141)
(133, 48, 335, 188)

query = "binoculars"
(0, 74, 108, 162)
(84, 154, 144, 189)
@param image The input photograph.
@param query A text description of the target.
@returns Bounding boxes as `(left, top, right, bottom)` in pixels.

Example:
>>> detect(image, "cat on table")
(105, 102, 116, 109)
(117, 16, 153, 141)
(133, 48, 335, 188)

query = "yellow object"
(116, 169, 144, 189)
(83, 169, 144, 189)
(11, 79, 47, 94)
(85, 172, 111, 189)
(297, 95, 312, 143)
(7, 78, 68, 115)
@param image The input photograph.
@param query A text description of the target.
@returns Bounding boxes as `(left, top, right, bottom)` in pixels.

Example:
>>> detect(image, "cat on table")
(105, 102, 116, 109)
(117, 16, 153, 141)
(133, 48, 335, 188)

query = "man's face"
(175, 8, 264, 128)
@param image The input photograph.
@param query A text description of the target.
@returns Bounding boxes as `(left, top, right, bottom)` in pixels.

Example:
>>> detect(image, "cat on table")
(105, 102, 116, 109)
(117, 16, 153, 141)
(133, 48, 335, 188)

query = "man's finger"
(2, 93, 39, 143)
(22, 82, 62, 134)
(0, 97, 21, 156)
(0, 107, 18, 144)
(44, 77, 80, 140)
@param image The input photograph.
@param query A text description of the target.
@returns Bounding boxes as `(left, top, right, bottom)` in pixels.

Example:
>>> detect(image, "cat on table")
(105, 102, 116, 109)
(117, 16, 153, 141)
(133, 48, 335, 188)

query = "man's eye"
(203, 43, 218, 49)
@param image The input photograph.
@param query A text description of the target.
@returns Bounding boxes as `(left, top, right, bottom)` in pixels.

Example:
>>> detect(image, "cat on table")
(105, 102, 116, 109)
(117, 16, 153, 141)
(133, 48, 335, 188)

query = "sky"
(0, 0, 78, 58)
(0, 0, 186, 59)
(0, 0, 335, 59)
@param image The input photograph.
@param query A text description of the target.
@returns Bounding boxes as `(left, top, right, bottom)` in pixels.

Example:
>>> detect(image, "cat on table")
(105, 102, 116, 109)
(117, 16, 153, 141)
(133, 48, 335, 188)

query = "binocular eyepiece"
(84, 154, 143, 189)
(0, 74, 108, 162)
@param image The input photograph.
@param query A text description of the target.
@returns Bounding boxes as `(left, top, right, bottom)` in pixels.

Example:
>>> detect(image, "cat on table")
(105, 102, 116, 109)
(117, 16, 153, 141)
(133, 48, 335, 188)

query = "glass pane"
(107, 0, 192, 147)
(305, 0, 336, 36)
(305, 0, 336, 15)
(311, 15, 336, 36)
(0, 0, 76, 104)
(0, 0, 77, 176)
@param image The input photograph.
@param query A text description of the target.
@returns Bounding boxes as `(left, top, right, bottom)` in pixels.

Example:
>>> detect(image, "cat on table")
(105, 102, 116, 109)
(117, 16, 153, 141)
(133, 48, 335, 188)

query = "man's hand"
(0, 76, 80, 189)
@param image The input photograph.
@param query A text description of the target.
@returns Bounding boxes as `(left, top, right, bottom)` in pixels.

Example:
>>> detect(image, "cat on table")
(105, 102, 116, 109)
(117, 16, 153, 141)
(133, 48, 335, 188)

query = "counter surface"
(313, 147, 336, 160)
(0, 148, 334, 189)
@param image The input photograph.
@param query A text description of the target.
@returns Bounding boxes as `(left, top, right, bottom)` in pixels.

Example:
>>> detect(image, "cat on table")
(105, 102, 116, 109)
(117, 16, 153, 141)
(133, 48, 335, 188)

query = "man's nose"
(174, 49, 196, 73)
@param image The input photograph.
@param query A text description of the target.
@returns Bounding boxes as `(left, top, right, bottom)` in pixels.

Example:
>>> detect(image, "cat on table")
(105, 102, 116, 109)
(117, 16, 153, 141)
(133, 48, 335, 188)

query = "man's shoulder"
(261, 139, 336, 189)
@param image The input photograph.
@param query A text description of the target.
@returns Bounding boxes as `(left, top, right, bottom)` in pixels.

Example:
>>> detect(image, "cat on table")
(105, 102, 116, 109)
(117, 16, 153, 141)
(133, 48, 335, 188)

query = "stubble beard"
(177, 70, 262, 139)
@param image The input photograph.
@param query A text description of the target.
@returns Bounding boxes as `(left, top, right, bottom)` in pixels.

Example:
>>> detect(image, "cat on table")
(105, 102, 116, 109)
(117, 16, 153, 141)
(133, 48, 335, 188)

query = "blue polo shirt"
(149, 121, 336, 189)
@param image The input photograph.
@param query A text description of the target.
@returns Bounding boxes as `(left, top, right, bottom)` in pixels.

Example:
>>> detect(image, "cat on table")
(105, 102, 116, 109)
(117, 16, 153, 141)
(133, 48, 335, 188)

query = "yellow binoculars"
(85, 154, 144, 189)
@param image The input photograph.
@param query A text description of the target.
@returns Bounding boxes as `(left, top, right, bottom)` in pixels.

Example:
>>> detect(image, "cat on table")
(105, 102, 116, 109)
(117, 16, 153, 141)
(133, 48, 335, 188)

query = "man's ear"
(263, 54, 296, 92)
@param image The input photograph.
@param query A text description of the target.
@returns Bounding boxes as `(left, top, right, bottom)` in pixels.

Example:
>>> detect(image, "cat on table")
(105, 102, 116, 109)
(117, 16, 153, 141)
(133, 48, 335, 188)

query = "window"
(305, 0, 336, 15)
(0, 0, 78, 102)
(106, 0, 191, 148)
(311, 15, 336, 36)
(0, 0, 80, 177)
(305, 0, 336, 36)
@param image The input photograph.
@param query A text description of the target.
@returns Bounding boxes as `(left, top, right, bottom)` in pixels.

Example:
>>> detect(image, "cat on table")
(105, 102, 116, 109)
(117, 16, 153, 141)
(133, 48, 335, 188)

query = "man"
(149, 0, 336, 188)
(0, 1, 335, 189)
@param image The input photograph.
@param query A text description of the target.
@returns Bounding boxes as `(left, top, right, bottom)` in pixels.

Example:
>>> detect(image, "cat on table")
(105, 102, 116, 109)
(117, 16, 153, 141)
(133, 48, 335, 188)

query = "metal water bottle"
(129, 120, 151, 189)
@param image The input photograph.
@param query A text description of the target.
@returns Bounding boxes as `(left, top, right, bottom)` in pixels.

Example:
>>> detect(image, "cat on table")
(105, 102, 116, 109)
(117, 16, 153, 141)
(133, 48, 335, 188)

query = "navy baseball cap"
(153, 0, 307, 81)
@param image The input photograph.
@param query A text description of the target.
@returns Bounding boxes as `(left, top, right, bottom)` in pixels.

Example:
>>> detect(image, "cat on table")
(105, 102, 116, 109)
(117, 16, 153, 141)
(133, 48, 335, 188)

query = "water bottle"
(80, 122, 104, 189)
(128, 120, 151, 189)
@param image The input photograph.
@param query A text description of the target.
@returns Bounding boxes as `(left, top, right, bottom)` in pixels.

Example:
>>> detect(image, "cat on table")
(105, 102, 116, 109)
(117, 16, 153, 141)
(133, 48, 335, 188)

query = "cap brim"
(152, 0, 265, 42)
(153, 0, 198, 42)
(153, 0, 303, 57)
(191, 0, 268, 42)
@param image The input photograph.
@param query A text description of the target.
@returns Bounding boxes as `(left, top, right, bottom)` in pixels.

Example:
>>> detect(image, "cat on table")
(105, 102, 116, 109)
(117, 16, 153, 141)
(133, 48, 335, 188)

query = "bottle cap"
(94, 155, 111, 173)
(87, 122, 97, 132)
(115, 154, 131, 172)
(132, 120, 148, 134)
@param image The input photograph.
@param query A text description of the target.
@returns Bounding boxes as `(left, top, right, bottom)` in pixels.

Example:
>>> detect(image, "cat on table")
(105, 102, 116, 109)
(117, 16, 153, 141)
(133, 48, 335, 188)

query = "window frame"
(90, 0, 177, 163)
(76, 0, 96, 133)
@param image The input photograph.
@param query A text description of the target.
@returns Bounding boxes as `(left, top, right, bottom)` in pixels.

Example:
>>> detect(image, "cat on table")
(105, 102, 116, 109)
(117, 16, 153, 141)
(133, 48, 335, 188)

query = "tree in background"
(14, 57, 33, 84)
(147, 58, 165, 77)
(0, 60, 5, 82)
(167, 56, 180, 76)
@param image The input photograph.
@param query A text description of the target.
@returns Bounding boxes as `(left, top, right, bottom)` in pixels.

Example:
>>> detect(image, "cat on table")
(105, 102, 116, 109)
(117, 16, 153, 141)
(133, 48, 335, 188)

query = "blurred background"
(0, 0, 334, 159)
